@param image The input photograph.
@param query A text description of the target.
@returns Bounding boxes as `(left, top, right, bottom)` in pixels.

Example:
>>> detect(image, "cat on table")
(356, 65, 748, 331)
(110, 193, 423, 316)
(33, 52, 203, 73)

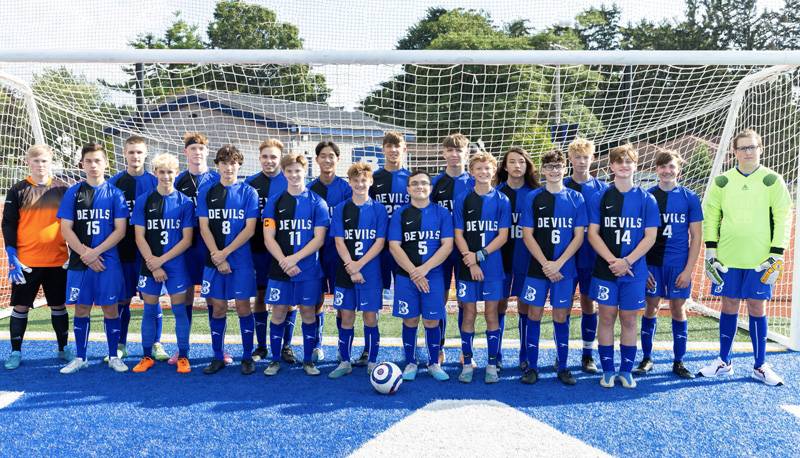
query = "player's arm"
(420, 237, 453, 275)
(551, 225, 584, 275)
(700, 179, 727, 284)
(198, 216, 220, 255)
(2, 185, 29, 283)
(587, 223, 627, 277)
(89, 218, 127, 259)
(285, 226, 326, 267)
(756, 174, 793, 284)
(622, 227, 657, 266)
(388, 240, 417, 276)
(262, 220, 285, 263)
(676, 221, 702, 288)
(218, 218, 256, 260)
(134, 225, 155, 262)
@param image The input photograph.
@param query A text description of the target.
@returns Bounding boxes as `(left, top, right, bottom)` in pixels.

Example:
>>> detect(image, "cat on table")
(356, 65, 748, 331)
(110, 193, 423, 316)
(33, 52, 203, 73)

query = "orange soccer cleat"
(132, 356, 155, 373)
(176, 357, 192, 374)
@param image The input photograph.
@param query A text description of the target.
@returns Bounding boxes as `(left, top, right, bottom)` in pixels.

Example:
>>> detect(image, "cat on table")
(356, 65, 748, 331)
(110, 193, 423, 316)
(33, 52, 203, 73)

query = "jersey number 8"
(222, 221, 231, 235)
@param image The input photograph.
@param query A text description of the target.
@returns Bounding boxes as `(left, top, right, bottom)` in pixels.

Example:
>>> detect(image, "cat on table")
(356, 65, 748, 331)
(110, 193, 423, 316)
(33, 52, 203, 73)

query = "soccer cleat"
(557, 369, 577, 386)
(459, 352, 477, 368)
(458, 365, 474, 383)
(108, 357, 129, 373)
(353, 350, 369, 367)
(617, 371, 637, 388)
(303, 362, 321, 376)
(581, 355, 600, 374)
(519, 360, 529, 372)
(520, 368, 539, 385)
(58, 348, 75, 362)
(60, 357, 89, 374)
(697, 357, 734, 378)
(251, 347, 269, 362)
(367, 362, 377, 374)
(4, 351, 21, 370)
(132, 356, 155, 373)
(152, 342, 170, 362)
(633, 357, 654, 375)
(496, 359, 503, 372)
(752, 363, 784, 386)
(176, 357, 191, 374)
(485, 364, 499, 384)
(672, 361, 695, 379)
(600, 372, 616, 388)
(241, 359, 255, 375)
(438, 349, 446, 365)
(103, 343, 128, 363)
(203, 359, 226, 375)
(328, 361, 353, 379)
(223, 353, 233, 365)
(281, 346, 297, 364)
(311, 348, 325, 363)
(263, 361, 281, 376)
(402, 362, 418, 381)
(428, 363, 450, 381)
(167, 352, 179, 366)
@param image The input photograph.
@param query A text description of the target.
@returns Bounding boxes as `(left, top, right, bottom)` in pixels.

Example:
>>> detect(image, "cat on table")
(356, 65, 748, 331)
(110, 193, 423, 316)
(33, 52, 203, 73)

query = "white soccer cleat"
(752, 363, 784, 386)
(696, 357, 733, 378)
(60, 357, 89, 374)
(108, 357, 129, 373)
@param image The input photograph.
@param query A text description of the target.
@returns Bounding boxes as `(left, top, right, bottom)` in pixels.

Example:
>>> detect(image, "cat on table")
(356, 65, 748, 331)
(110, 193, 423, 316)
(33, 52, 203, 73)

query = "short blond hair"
(468, 150, 497, 171)
(280, 152, 308, 170)
(259, 138, 284, 153)
(26, 144, 53, 159)
(182, 132, 209, 146)
(152, 153, 180, 172)
(347, 161, 374, 180)
(609, 143, 638, 163)
(568, 138, 595, 157)
(442, 132, 470, 149)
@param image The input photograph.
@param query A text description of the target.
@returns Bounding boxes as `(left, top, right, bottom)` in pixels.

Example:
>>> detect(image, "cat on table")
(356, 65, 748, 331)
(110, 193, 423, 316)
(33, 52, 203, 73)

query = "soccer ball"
(370, 362, 403, 394)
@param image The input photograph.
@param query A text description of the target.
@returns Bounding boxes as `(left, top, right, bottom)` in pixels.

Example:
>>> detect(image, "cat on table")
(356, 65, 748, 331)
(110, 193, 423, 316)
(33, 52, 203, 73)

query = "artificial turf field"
(1, 310, 798, 457)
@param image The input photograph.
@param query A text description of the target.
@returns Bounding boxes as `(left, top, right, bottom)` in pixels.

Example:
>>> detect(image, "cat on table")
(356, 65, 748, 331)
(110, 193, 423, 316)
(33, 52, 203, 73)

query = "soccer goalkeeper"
(699, 129, 792, 386)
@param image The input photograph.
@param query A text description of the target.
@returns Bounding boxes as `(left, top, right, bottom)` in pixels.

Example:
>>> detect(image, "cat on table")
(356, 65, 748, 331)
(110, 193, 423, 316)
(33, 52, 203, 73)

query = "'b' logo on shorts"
(458, 282, 467, 298)
(597, 285, 610, 301)
(334, 291, 343, 306)
(524, 286, 536, 302)
(269, 287, 280, 302)
(201, 281, 211, 295)
(69, 287, 80, 302)
(138, 276, 147, 289)
(714, 284, 723, 294)
(398, 300, 409, 315)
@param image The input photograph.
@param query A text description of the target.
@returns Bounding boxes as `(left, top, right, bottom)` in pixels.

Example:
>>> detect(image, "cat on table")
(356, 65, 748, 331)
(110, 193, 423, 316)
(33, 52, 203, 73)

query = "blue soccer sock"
(598, 344, 615, 373)
(487, 328, 501, 365)
(518, 314, 528, 365)
(283, 309, 298, 348)
(554, 317, 570, 371)
(117, 302, 131, 345)
(141, 302, 160, 357)
(672, 319, 688, 363)
(171, 303, 190, 358)
(461, 331, 475, 366)
(641, 316, 657, 359)
(402, 324, 417, 364)
(439, 313, 447, 346)
(270, 321, 285, 362)
(240, 314, 255, 361)
(719, 312, 738, 364)
(254, 311, 269, 349)
(365, 325, 380, 363)
(315, 312, 325, 350)
(425, 325, 441, 365)
(154, 304, 163, 343)
(620, 344, 637, 373)
(525, 318, 541, 369)
(496, 313, 506, 363)
(339, 327, 354, 362)
(104, 316, 121, 357)
(73, 316, 90, 360)
(302, 322, 316, 363)
(581, 312, 598, 358)
(209, 316, 226, 361)
(749, 315, 767, 369)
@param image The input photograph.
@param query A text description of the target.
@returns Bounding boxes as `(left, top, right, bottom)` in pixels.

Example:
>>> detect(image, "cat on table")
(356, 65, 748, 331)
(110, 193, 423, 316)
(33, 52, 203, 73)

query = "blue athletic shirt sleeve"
(131, 193, 146, 227)
(181, 196, 196, 228)
(498, 193, 512, 229)
(244, 186, 260, 219)
(644, 192, 660, 228)
(439, 205, 454, 238)
(196, 186, 209, 218)
(262, 193, 275, 220)
(519, 190, 536, 229)
(452, 192, 466, 230)
(588, 189, 603, 226)
(388, 207, 403, 242)
(688, 189, 703, 223)
(331, 202, 344, 238)
(574, 192, 588, 227)
(376, 203, 389, 238)
(56, 185, 77, 220)
(313, 194, 331, 228)
(112, 187, 130, 220)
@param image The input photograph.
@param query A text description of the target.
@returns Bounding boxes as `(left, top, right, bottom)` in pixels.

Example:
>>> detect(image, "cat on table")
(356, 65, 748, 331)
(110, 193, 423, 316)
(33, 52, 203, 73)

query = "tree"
(683, 142, 714, 193)
(575, 5, 622, 50)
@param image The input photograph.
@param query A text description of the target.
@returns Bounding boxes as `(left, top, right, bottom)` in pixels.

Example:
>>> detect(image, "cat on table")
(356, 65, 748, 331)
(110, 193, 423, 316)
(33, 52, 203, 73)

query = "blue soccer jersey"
(589, 185, 660, 282)
(564, 176, 608, 270)
(646, 185, 703, 268)
(453, 188, 512, 282)
(197, 181, 260, 269)
(57, 181, 130, 270)
(520, 187, 587, 279)
(388, 203, 454, 278)
(369, 168, 410, 217)
(108, 171, 158, 263)
(331, 198, 389, 289)
(246, 170, 288, 253)
(497, 182, 534, 276)
(131, 189, 195, 274)
(431, 171, 475, 213)
(263, 189, 330, 282)
(175, 170, 221, 225)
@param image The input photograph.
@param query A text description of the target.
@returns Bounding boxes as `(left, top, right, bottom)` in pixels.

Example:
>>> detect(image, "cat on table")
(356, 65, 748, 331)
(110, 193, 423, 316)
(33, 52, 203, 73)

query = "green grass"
(13, 305, 750, 342)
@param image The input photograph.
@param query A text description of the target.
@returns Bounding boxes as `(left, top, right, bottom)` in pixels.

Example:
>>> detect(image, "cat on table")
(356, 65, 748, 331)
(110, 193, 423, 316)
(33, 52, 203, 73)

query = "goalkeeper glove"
(704, 248, 727, 286)
(755, 255, 784, 285)
(5, 247, 31, 285)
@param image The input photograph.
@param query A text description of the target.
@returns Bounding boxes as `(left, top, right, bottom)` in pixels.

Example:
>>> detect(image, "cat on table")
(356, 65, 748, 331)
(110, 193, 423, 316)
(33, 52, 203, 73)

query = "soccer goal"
(0, 49, 797, 348)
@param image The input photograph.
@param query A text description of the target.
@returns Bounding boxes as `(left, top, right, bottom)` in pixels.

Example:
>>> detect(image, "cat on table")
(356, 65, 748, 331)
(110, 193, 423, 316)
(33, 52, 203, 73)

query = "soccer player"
(587, 144, 659, 388)
(173, 132, 220, 364)
(633, 151, 702, 379)
(494, 147, 538, 371)
(564, 137, 608, 373)
(307, 141, 352, 363)
(58, 143, 130, 374)
(263, 153, 330, 377)
(431, 132, 475, 364)
(328, 162, 389, 378)
(518, 150, 586, 385)
(3, 144, 72, 370)
(453, 151, 511, 384)
(107, 136, 163, 362)
(197, 145, 259, 375)
(131, 153, 195, 374)
(389, 170, 453, 382)
(245, 139, 288, 362)
(698, 129, 791, 386)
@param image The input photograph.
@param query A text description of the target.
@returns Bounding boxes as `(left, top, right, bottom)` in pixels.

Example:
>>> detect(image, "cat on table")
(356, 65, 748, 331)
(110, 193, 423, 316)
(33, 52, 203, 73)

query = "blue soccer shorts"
(201, 266, 256, 301)
(519, 275, 575, 308)
(119, 259, 142, 301)
(590, 276, 647, 311)
(456, 279, 504, 303)
(392, 274, 445, 320)
(66, 263, 124, 307)
(502, 271, 526, 299)
(646, 265, 691, 299)
(265, 278, 322, 307)
(138, 263, 191, 296)
(333, 286, 382, 312)
(712, 267, 773, 300)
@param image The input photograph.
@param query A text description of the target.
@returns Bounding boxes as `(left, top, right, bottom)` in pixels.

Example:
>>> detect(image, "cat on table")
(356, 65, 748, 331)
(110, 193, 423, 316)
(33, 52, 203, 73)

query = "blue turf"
(1, 341, 798, 457)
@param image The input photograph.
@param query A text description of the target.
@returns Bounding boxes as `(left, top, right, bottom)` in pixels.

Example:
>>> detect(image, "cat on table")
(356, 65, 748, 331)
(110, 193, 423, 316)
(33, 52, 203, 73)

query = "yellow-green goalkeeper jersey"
(703, 165, 792, 269)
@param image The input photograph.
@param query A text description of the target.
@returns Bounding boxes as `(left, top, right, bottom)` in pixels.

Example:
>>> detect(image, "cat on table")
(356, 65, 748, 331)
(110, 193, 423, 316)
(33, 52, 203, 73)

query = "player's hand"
(279, 255, 297, 271)
(153, 268, 168, 282)
(409, 266, 429, 283)
(217, 261, 232, 275)
(542, 260, 562, 278)
(345, 259, 362, 275)
(210, 250, 227, 266)
(755, 255, 784, 285)
(88, 258, 105, 272)
(5, 247, 31, 285)
(704, 248, 727, 286)
(608, 258, 631, 277)
(351, 272, 366, 284)
(462, 252, 478, 268)
(80, 248, 101, 266)
(146, 256, 164, 271)
(286, 265, 301, 277)
(675, 269, 692, 289)
(647, 272, 657, 291)
(413, 276, 430, 293)
(469, 264, 484, 282)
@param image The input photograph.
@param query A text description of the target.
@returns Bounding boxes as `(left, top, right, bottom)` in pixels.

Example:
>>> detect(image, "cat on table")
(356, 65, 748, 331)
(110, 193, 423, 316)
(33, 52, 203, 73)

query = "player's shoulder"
(7, 178, 32, 195)
(755, 166, 784, 187)
(563, 186, 584, 202)
(245, 171, 262, 184)
(107, 170, 126, 184)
